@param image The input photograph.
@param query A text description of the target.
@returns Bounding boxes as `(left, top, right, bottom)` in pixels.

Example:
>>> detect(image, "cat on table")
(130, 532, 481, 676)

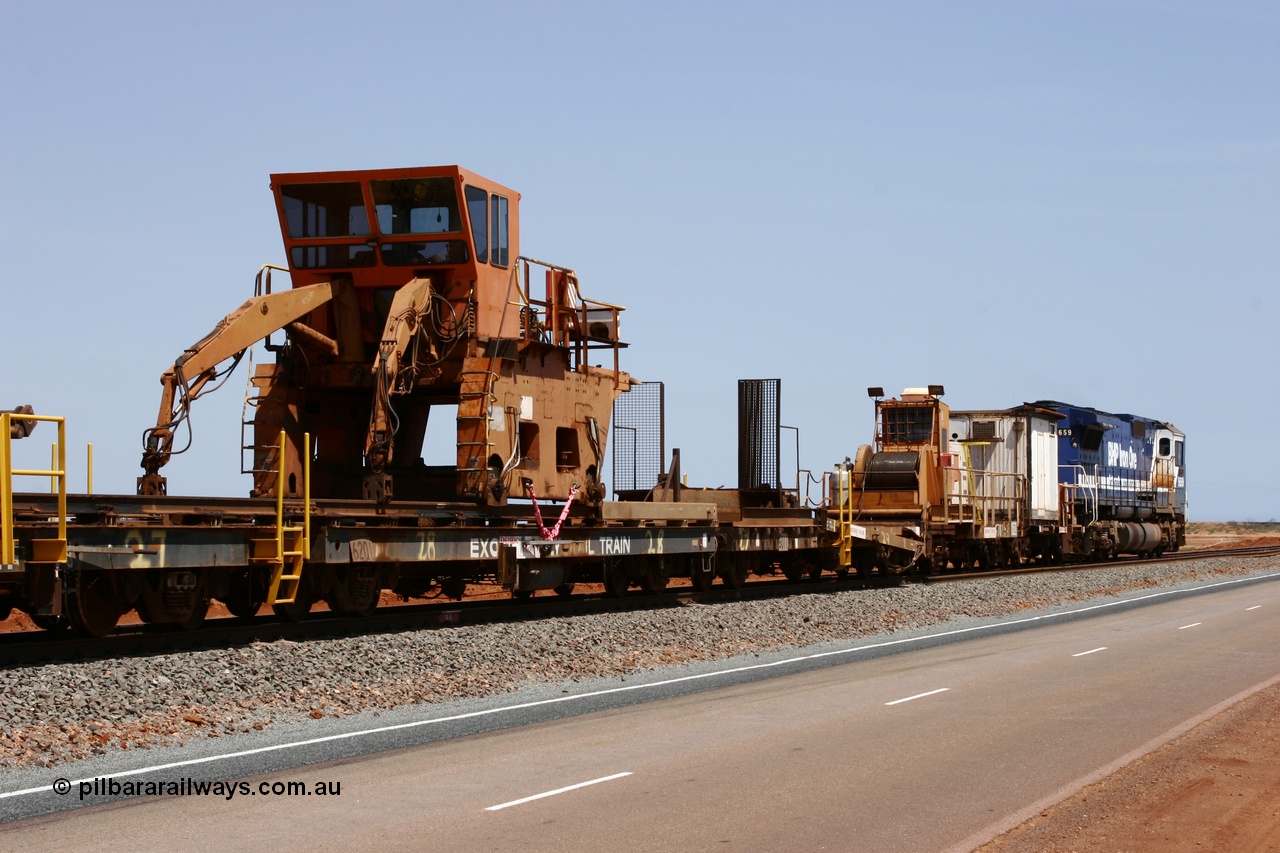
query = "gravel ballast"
(1, 555, 1276, 772)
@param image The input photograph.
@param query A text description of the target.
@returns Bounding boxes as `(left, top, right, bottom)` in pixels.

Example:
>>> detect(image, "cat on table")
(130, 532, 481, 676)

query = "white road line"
(1072, 647, 1107, 657)
(1247, 605, 1262, 611)
(3, 568, 1277, 802)
(885, 688, 949, 706)
(1178, 622, 1202, 630)
(485, 772, 632, 811)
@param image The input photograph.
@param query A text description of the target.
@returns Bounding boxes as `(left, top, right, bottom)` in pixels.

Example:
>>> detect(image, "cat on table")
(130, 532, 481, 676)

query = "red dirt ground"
(1185, 534, 1280, 550)
(979, 679, 1280, 852)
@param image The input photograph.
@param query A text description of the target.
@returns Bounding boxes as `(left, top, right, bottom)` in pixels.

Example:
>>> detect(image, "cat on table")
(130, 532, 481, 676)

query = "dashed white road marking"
(485, 772, 632, 811)
(886, 688, 949, 706)
(1247, 605, 1262, 611)
(1072, 647, 1107, 657)
(1178, 622, 1202, 630)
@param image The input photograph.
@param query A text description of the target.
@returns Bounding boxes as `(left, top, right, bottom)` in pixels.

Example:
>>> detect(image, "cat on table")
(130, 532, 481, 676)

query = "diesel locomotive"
(832, 388, 1186, 576)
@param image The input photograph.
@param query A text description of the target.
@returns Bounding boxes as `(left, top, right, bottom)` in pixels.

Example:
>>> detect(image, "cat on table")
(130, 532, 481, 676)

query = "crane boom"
(138, 281, 340, 495)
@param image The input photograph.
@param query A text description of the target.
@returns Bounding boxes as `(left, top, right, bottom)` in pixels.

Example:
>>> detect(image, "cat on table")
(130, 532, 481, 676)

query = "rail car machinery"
(1035, 402, 1186, 557)
(606, 464, 824, 595)
(139, 166, 630, 509)
(829, 387, 1067, 575)
(945, 404, 1069, 565)
(132, 166, 639, 602)
(605, 378, 829, 594)
(829, 386, 947, 576)
(92, 165, 651, 617)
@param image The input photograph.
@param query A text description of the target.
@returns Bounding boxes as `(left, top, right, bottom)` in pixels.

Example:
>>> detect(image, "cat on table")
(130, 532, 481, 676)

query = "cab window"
(370, 178, 461, 235)
(290, 244, 375, 269)
(281, 182, 366, 238)
(491, 193, 509, 267)
(881, 406, 932, 444)
(465, 186, 488, 263)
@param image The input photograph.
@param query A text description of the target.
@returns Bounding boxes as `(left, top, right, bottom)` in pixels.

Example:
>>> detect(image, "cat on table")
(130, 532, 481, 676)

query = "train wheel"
(441, 575, 468, 600)
(603, 559, 630, 597)
(178, 594, 210, 631)
(272, 591, 314, 623)
(991, 543, 1008, 570)
(512, 589, 535, 600)
(855, 554, 874, 580)
(326, 568, 380, 617)
(640, 557, 669, 594)
(781, 557, 805, 582)
(719, 558, 748, 589)
(690, 556, 715, 592)
(223, 587, 265, 620)
(32, 614, 69, 632)
(132, 602, 157, 624)
(67, 571, 122, 638)
(554, 582, 575, 598)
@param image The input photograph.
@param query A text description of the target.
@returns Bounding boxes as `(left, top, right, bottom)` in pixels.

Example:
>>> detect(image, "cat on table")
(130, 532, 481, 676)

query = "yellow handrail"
(1, 413, 67, 565)
(837, 466, 853, 567)
(273, 429, 286, 563)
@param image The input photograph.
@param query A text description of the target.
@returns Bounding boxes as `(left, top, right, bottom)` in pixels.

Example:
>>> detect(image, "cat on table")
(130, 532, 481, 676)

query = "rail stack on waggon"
(0, 166, 1187, 637)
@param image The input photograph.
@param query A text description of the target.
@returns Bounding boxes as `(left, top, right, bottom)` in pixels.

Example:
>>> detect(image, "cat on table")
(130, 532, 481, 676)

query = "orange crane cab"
(140, 166, 630, 506)
(274, 166, 518, 326)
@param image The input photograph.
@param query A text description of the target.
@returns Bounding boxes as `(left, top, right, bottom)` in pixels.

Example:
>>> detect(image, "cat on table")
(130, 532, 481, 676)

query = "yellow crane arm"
(138, 282, 339, 495)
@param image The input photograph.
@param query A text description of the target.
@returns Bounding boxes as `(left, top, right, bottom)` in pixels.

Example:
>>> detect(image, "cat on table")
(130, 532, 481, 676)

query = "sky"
(2, 1, 1277, 520)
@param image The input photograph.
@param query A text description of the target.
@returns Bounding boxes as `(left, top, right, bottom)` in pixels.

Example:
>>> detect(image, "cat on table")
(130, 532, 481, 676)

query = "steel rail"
(921, 544, 1280, 584)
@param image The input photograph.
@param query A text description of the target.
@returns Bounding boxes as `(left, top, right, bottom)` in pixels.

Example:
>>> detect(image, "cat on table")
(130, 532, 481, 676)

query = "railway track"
(921, 544, 1280, 583)
(3, 546, 1273, 667)
(0, 575, 882, 667)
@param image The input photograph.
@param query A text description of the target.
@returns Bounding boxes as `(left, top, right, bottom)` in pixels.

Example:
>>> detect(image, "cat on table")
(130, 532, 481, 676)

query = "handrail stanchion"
(2, 414, 68, 565)
(303, 432, 311, 560)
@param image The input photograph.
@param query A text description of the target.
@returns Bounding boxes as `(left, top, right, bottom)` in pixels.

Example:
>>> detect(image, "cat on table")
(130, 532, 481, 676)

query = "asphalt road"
(2, 574, 1278, 852)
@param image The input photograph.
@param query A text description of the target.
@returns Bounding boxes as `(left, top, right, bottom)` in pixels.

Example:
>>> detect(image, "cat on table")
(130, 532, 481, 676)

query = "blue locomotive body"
(1034, 401, 1186, 555)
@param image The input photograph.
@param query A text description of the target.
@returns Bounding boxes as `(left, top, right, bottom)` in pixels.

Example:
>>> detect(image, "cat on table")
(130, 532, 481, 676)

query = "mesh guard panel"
(611, 382, 664, 494)
(738, 379, 780, 491)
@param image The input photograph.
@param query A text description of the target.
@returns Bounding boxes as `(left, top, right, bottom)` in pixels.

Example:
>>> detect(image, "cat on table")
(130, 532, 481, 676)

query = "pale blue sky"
(3, 1, 1277, 519)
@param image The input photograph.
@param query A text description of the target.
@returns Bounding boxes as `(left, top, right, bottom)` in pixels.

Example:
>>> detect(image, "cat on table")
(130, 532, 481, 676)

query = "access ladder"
(251, 431, 311, 605)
